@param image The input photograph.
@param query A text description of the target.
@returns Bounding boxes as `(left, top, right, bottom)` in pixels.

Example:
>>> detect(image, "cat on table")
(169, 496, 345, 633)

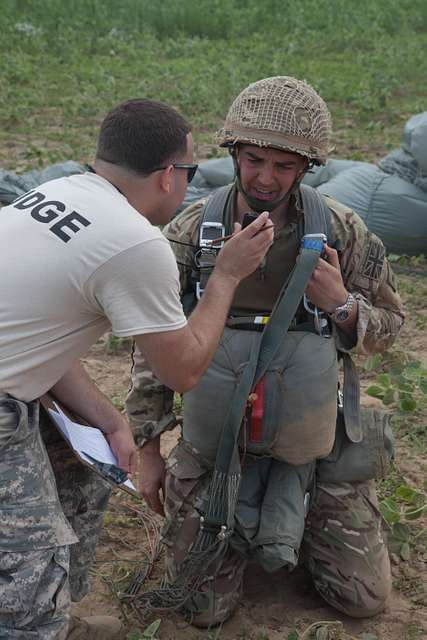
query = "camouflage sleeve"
(125, 201, 204, 445)
(326, 196, 405, 355)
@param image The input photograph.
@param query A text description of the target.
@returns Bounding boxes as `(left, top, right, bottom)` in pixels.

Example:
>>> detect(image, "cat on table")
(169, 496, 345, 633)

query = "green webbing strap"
(299, 184, 332, 243)
(342, 352, 362, 442)
(300, 185, 360, 442)
(215, 241, 325, 476)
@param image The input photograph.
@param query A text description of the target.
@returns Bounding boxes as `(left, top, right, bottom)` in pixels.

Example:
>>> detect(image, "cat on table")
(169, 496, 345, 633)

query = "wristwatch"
(329, 292, 355, 322)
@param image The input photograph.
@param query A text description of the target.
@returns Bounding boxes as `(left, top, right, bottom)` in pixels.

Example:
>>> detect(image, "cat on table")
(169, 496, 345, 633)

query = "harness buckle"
(303, 295, 331, 337)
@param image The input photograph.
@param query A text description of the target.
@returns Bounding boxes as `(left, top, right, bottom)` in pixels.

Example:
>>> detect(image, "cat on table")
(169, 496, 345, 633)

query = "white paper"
(48, 403, 137, 492)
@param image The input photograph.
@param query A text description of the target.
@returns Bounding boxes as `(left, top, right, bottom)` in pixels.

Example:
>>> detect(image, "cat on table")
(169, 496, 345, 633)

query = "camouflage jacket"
(126, 192, 404, 445)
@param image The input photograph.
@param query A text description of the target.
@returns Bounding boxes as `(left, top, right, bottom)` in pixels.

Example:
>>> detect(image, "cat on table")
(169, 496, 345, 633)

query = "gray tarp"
(2, 112, 426, 255)
(0, 161, 85, 204)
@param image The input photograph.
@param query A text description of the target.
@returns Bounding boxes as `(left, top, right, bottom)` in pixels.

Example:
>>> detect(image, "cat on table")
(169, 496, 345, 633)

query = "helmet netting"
(217, 76, 332, 164)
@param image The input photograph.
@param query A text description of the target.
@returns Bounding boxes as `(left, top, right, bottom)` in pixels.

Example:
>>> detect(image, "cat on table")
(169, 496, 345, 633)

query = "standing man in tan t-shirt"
(0, 98, 273, 640)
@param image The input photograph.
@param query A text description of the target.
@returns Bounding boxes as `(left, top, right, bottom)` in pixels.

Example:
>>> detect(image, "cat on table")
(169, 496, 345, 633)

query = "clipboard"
(41, 394, 139, 498)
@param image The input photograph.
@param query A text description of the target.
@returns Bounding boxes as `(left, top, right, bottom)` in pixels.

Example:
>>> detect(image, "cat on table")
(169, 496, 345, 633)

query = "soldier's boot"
(67, 615, 124, 639)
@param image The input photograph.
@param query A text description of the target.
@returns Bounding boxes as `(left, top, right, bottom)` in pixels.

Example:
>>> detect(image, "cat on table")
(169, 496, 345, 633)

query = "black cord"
(167, 238, 198, 249)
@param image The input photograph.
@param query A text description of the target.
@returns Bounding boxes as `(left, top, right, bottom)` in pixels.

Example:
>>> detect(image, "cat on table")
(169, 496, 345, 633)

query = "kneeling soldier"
(128, 76, 404, 626)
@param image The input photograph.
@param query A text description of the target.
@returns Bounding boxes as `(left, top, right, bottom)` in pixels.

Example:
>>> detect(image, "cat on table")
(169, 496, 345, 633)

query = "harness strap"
(342, 352, 362, 442)
(300, 185, 360, 441)
(299, 183, 332, 240)
(215, 237, 325, 476)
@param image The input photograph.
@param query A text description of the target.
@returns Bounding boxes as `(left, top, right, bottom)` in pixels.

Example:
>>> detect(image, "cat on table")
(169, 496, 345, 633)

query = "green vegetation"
(1, 0, 426, 169)
(364, 350, 427, 566)
(365, 354, 427, 414)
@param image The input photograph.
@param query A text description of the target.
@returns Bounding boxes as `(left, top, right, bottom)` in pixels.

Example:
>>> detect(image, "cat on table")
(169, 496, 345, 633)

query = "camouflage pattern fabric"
(0, 396, 111, 638)
(303, 479, 391, 618)
(162, 442, 391, 626)
(0, 395, 75, 638)
(125, 343, 176, 446)
(0, 546, 70, 639)
(39, 405, 112, 602)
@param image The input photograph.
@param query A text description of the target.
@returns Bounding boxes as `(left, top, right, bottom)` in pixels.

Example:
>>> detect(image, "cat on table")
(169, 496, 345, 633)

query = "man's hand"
(134, 212, 274, 394)
(50, 361, 138, 477)
(305, 244, 348, 313)
(140, 437, 166, 515)
(106, 425, 139, 477)
(215, 211, 274, 283)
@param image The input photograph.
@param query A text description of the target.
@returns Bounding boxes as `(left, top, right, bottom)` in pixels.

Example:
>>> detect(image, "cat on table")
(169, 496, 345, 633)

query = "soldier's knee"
(314, 564, 392, 619)
(332, 581, 390, 618)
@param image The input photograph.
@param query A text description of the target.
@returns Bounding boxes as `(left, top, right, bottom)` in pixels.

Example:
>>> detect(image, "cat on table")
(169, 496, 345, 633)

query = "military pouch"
(316, 405, 394, 483)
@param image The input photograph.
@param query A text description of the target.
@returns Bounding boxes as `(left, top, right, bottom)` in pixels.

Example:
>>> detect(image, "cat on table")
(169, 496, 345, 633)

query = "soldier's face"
(236, 145, 307, 205)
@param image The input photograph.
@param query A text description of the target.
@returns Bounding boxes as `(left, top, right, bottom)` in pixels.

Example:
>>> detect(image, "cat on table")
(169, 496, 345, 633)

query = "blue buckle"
(301, 235, 326, 253)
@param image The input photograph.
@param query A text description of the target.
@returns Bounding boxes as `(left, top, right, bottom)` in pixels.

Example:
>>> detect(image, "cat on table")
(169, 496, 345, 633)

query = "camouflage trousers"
(0, 394, 111, 638)
(162, 441, 392, 628)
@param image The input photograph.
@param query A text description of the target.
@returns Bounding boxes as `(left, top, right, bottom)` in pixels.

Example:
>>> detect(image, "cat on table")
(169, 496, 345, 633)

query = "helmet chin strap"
(231, 150, 307, 214)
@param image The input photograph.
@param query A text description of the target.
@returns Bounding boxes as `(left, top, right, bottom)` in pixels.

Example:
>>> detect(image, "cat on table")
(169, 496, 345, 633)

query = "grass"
(1, 0, 427, 170)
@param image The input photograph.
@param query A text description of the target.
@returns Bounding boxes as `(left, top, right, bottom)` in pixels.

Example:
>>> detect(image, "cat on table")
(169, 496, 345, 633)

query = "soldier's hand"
(215, 211, 274, 283)
(140, 441, 166, 516)
(305, 244, 348, 313)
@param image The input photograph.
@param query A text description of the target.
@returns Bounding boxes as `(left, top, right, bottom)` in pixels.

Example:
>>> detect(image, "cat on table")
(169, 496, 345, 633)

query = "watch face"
(335, 309, 350, 322)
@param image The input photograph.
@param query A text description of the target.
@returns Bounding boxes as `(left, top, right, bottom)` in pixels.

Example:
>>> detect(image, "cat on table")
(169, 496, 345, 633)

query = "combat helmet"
(217, 76, 332, 165)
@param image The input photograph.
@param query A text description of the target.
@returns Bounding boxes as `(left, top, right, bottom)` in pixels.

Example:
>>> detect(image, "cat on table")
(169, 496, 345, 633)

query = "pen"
(204, 224, 272, 246)
(81, 451, 129, 485)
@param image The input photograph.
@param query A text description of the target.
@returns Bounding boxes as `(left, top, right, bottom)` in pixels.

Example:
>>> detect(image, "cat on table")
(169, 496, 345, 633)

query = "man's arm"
(50, 361, 138, 475)
(135, 212, 274, 392)
(127, 202, 203, 511)
(310, 199, 405, 354)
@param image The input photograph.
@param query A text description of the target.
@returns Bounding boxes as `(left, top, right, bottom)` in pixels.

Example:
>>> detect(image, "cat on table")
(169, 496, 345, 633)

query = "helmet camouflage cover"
(217, 76, 332, 165)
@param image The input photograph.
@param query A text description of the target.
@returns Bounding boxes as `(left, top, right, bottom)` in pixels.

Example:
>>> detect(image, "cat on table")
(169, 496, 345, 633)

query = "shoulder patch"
(361, 243, 385, 280)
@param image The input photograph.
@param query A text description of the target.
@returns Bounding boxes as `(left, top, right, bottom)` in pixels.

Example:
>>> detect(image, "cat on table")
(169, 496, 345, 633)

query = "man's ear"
(298, 157, 310, 178)
(158, 165, 174, 194)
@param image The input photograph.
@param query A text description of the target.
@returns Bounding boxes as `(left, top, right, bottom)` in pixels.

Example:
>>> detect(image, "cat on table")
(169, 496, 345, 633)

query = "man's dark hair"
(96, 98, 191, 175)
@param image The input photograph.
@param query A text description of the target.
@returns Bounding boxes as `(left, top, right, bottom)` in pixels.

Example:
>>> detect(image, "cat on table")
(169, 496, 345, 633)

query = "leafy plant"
(380, 482, 426, 560)
(365, 355, 427, 413)
(126, 619, 161, 639)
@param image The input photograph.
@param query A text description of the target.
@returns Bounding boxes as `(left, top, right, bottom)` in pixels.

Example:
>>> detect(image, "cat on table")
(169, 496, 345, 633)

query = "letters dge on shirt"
(13, 190, 91, 243)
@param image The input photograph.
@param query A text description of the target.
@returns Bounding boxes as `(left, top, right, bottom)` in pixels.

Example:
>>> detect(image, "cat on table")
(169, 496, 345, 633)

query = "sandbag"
(317, 164, 427, 255)
(0, 161, 85, 205)
(302, 158, 368, 188)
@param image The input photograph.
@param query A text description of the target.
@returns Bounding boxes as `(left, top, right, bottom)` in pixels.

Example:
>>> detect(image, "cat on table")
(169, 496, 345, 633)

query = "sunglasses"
(153, 163, 199, 183)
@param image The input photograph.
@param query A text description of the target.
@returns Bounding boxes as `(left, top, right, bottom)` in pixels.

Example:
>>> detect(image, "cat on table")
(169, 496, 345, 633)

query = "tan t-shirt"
(0, 172, 187, 401)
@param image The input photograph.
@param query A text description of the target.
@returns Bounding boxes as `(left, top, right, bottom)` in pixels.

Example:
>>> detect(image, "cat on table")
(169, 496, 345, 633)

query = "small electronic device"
(199, 221, 226, 248)
(301, 233, 330, 337)
(81, 451, 129, 485)
(242, 212, 259, 229)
